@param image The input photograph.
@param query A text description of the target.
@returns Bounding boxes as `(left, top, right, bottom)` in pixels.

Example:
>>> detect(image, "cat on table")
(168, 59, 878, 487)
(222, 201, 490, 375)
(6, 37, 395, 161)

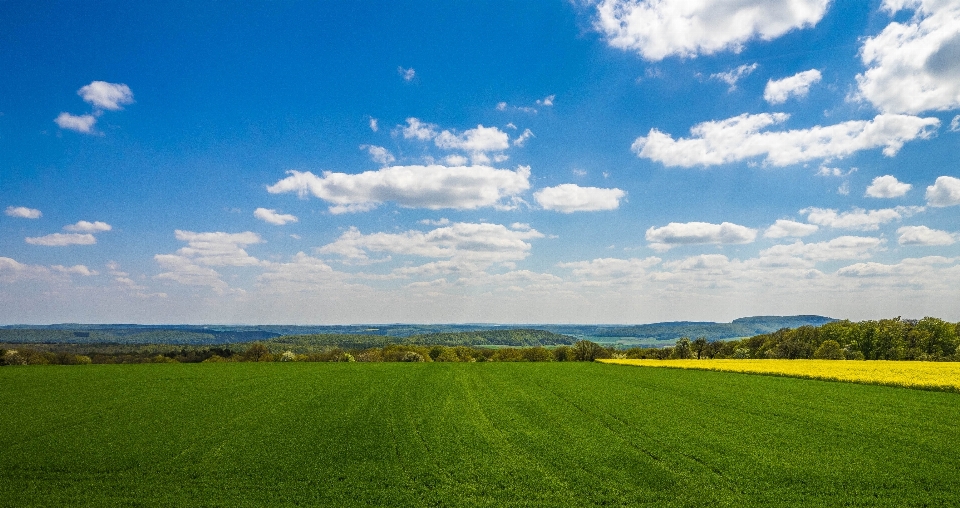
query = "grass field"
(600, 358, 960, 392)
(2, 363, 959, 507)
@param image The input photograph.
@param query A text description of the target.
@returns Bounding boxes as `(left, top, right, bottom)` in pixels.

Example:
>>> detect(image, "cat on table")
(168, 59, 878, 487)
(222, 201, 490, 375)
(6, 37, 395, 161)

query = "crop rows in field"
(600, 358, 960, 392)
(2, 363, 959, 506)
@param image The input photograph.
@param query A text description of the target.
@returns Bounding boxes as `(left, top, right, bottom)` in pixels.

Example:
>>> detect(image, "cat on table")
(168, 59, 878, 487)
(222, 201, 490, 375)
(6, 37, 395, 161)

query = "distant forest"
(0, 315, 834, 345)
(2, 316, 958, 365)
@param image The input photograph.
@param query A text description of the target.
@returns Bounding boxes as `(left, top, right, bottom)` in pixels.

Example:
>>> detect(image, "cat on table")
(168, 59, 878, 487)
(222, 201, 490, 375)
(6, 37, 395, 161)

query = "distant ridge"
(0, 316, 836, 346)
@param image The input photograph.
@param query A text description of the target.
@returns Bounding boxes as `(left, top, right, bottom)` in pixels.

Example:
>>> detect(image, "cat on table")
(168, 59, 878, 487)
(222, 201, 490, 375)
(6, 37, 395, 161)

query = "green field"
(2, 363, 958, 507)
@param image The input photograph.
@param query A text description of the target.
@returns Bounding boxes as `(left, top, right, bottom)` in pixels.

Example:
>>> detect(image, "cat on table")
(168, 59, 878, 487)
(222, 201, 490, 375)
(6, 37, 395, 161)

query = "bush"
(400, 351, 425, 362)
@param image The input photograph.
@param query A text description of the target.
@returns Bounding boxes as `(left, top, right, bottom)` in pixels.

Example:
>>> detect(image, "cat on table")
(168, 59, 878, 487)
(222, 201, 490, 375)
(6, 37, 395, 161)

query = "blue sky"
(2, 0, 960, 324)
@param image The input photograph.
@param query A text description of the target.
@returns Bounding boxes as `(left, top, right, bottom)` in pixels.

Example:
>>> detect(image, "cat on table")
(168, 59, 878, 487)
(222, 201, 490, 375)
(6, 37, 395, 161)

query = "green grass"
(1, 363, 958, 507)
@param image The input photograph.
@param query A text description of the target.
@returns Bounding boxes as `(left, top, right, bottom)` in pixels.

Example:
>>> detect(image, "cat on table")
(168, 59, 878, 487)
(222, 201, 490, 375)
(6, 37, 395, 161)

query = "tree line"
(623, 317, 960, 361)
(4, 317, 958, 366)
(0, 341, 611, 365)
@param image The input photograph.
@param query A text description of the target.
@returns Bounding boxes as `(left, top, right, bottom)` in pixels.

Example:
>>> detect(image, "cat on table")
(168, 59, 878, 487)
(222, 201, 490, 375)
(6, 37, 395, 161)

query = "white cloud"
(51, 264, 97, 276)
(865, 175, 912, 198)
(632, 112, 939, 167)
(0, 257, 52, 282)
(711, 63, 758, 90)
(512, 128, 534, 147)
(645, 221, 757, 251)
(557, 257, 661, 281)
(360, 144, 396, 165)
(443, 155, 469, 166)
(801, 206, 920, 231)
(534, 184, 626, 213)
(951, 115, 960, 131)
(594, 0, 831, 61)
(369, 117, 379, 132)
(897, 225, 956, 245)
(763, 69, 822, 104)
(434, 125, 510, 152)
(267, 165, 531, 213)
(172, 230, 264, 266)
(78, 81, 134, 110)
(764, 219, 819, 238)
(400, 118, 438, 140)
(25, 233, 96, 246)
(816, 166, 856, 177)
(497, 102, 508, 111)
(398, 67, 416, 81)
(154, 254, 231, 294)
(63, 220, 112, 233)
(536, 94, 555, 106)
(318, 222, 544, 273)
(419, 218, 451, 226)
(837, 256, 958, 278)
(926, 176, 960, 207)
(256, 252, 350, 293)
(254, 208, 298, 226)
(5, 206, 41, 219)
(856, 0, 960, 114)
(760, 236, 884, 261)
(54, 112, 96, 134)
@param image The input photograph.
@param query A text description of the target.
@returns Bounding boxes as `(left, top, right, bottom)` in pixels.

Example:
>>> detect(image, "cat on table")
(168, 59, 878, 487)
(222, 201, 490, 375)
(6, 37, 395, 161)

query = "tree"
(671, 337, 692, 359)
(243, 343, 271, 362)
(692, 337, 708, 359)
(813, 340, 843, 360)
(572, 340, 604, 361)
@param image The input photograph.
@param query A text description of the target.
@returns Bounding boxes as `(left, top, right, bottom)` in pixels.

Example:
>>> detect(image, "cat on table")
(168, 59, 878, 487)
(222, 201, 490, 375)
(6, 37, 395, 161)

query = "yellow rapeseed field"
(599, 358, 960, 392)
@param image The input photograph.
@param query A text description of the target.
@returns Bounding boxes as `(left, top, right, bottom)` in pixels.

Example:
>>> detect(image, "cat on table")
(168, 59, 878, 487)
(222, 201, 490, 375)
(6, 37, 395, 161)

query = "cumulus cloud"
(632, 112, 939, 167)
(172, 230, 264, 266)
(856, 0, 960, 114)
(256, 252, 350, 293)
(254, 208, 298, 226)
(897, 225, 956, 245)
(594, 0, 831, 61)
(51, 264, 97, 276)
(434, 125, 510, 152)
(764, 219, 819, 238)
(512, 129, 534, 147)
(25, 233, 96, 246)
(369, 118, 379, 132)
(534, 184, 626, 213)
(926, 176, 960, 207)
(63, 220, 112, 233)
(398, 67, 416, 81)
(801, 206, 920, 231)
(645, 221, 757, 251)
(557, 257, 661, 282)
(400, 118, 438, 140)
(360, 144, 396, 165)
(5, 206, 41, 219)
(536, 94, 555, 106)
(760, 236, 884, 261)
(154, 254, 231, 294)
(837, 256, 958, 278)
(711, 63, 758, 90)
(952, 115, 960, 131)
(267, 165, 531, 213)
(78, 81, 134, 110)
(317, 222, 544, 271)
(764, 69, 822, 103)
(865, 175, 912, 198)
(54, 112, 96, 134)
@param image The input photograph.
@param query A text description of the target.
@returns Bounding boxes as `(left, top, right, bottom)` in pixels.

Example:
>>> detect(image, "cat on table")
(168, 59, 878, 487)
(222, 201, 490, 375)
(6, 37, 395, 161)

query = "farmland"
(601, 358, 960, 392)
(2, 363, 959, 506)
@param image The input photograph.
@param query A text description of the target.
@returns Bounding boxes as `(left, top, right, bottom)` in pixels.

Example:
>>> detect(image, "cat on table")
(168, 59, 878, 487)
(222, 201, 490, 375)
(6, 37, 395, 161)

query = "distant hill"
(0, 316, 834, 346)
